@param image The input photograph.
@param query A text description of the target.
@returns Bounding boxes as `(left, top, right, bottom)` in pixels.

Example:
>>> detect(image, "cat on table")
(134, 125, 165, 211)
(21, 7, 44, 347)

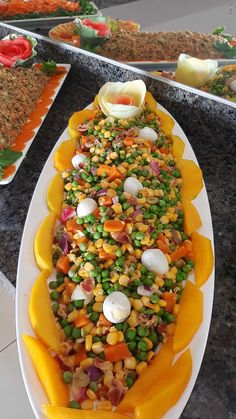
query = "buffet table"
(0, 21, 235, 419)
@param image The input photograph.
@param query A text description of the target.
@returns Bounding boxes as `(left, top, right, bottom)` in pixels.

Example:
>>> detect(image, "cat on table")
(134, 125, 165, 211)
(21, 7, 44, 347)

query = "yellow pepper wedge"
(192, 232, 214, 287)
(68, 109, 94, 140)
(34, 211, 57, 273)
(116, 338, 174, 414)
(47, 172, 64, 219)
(29, 270, 61, 353)
(54, 138, 76, 172)
(177, 159, 203, 200)
(135, 349, 192, 419)
(145, 91, 174, 135)
(43, 404, 129, 419)
(182, 199, 202, 235)
(22, 335, 69, 407)
(172, 135, 185, 160)
(173, 280, 203, 353)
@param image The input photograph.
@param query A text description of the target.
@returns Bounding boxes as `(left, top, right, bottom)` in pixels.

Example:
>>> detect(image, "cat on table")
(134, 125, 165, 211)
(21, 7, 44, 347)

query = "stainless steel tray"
(127, 59, 236, 72)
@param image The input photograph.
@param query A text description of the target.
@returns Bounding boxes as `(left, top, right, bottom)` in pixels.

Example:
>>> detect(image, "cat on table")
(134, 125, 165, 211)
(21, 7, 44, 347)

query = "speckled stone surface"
(0, 23, 235, 419)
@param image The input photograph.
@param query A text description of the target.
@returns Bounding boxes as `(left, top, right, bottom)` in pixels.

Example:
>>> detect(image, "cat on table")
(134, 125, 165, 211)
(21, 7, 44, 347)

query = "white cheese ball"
(71, 285, 93, 305)
(124, 177, 143, 196)
(77, 198, 97, 217)
(103, 292, 131, 324)
(141, 249, 169, 275)
(139, 127, 158, 142)
(71, 153, 86, 169)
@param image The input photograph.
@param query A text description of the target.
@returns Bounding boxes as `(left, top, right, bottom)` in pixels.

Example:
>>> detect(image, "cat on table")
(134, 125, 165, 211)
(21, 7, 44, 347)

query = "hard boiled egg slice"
(139, 127, 158, 142)
(77, 198, 97, 217)
(71, 153, 86, 169)
(124, 177, 143, 196)
(103, 292, 131, 323)
(141, 249, 169, 275)
(71, 285, 93, 305)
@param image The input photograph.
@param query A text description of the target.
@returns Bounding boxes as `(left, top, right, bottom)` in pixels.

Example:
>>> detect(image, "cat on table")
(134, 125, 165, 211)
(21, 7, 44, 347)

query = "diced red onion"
(157, 323, 167, 334)
(91, 166, 97, 176)
(59, 233, 69, 255)
(81, 278, 95, 293)
(85, 141, 94, 148)
(61, 207, 76, 223)
(96, 189, 107, 197)
(137, 285, 153, 296)
(128, 196, 137, 206)
(112, 196, 119, 204)
(150, 160, 160, 175)
(87, 366, 103, 381)
(75, 386, 88, 403)
(77, 124, 88, 132)
(149, 226, 155, 233)
(131, 209, 142, 219)
(111, 232, 130, 244)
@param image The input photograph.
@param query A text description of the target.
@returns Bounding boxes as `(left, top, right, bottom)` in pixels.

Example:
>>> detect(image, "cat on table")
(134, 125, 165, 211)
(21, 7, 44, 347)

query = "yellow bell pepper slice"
(43, 404, 129, 419)
(182, 199, 202, 235)
(192, 232, 214, 287)
(172, 135, 185, 160)
(173, 280, 203, 353)
(54, 138, 76, 172)
(29, 270, 61, 353)
(145, 91, 174, 135)
(34, 211, 56, 273)
(22, 335, 69, 407)
(47, 172, 64, 219)
(177, 159, 203, 200)
(117, 338, 174, 414)
(135, 349, 192, 419)
(68, 109, 94, 140)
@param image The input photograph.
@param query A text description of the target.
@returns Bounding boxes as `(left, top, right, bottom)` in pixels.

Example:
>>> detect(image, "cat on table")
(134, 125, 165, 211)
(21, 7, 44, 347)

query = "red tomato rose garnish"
(0, 36, 33, 68)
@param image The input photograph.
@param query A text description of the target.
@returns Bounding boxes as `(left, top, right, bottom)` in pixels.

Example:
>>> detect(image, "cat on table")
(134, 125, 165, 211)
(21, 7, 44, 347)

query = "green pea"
(93, 336, 101, 343)
(115, 323, 124, 331)
(102, 282, 110, 291)
(123, 202, 131, 210)
(135, 232, 145, 240)
(136, 351, 147, 361)
(134, 239, 141, 247)
(149, 205, 159, 213)
(93, 232, 101, 240)
(126, 328, 136, 341)
(97, 224, 104, 232)
(50, 290, 59, 301)
(126, 375, 135, 388)
(140, 265, 148, 274)
(164, 313, 176, 323)
(63, 371, 73, 384)
(115, 248, 123, 257)
(68, 302, 74, 312)
(143, 277, 153, 286)
(49, 281, 58, 290)
(89, 381, 98, 392)
(74, 299, 84, 308)
(52, 303, 59, 314)
(150, 294, 159, 304)
(90, 312, 100, 323)
(138, 340, 148, 351)
(119, 195, 127, 203)
(148, 330, 158, 344)
(127, 341, 137, 351)
(72, 327, 82, 339)
(102, 270, 109, 278)
(56, 273, 65, 284)
(79, 242, 87, 252)
(64, 325, 73, 337)
(137, 325, 149, 337)
(69, 400, 81, 409)
(72, 276, 82, 283)
(102, 231, 109, 237)
(61, 319, 70, 328)
(87, 305, 94, 314)
(86, 253, 95, 261)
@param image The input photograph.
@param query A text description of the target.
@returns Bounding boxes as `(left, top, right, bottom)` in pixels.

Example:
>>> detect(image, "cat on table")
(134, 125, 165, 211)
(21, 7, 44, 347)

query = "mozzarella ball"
(141, 249, 169, 275)
(139, 127, 158, 142)
(71, 153, 86, 169)
(77, 198, 97, 217)
(103, 292, 131, 324)
(124, 177, 143, 196)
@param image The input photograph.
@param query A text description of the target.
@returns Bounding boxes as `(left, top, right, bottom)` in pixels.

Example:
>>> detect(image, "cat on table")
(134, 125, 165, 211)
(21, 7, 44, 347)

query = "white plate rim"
(16, 100, 215, 419)
(0, 63, 71, 185)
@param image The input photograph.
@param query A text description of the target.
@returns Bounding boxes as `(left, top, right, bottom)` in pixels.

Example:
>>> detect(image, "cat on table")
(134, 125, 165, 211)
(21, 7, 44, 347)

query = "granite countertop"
(0, 23, 236, 419)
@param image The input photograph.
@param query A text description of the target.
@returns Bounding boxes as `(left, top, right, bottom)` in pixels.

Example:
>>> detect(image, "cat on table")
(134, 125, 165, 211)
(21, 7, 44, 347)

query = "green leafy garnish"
(0, 149, 22, 180)
(42, 60, 57, 76)
(214, 41, 236, 58)
(212, 26, 225, 36)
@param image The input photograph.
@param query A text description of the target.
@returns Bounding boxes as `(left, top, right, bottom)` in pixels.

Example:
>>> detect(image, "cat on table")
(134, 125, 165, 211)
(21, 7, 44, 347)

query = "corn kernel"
(110, 151, 118, 159)
(104, 131, 111, 138)
(147, 351, 155, 362)
(134, 249, 142, 259)
(96, 327, 103, 336)
(127, 311, 139, 327)
(81, 399, 94, 410)
(92, 341, 104, 354)
(126, 244, 134, 254)
(159, 299, 167, 307)
(65, 183, 72, 191)
(155, 277, 165, 287)
(107, 332, 119, 346)
(93, 302, 103, 313)
(160, 215, 169, 225)
(113, 361, 122, 373)
(143, 337, 153, 350)
(84, 262, 94, 271)
(117, 331, 124, 342)
(165, 271, 176, 280)
(107, 188, 117, 197)
(97, 401, 112, 411)
(113, 203, 123, 214)
(132, 299, 143, 311)
(115, 370, 125, 381)
(141, 296, 150, 306)
(119, 275, 130, 287)
(126, 207, 134, 216)
(83, 322, 94, 334)
(103, 243, 113, 253)
(103, 372, 114, 387)
(85, 335, 92, 352)
(111, 273, 119, 283)
(95, 239, 103, 248)
(136, 361, 148, 376)
(173, 304, 180, 315)
(67, 310, 79, 322)
(124, 356, 137, 370)
(86, 389, 97, 400)
(80, 358, 94, 369)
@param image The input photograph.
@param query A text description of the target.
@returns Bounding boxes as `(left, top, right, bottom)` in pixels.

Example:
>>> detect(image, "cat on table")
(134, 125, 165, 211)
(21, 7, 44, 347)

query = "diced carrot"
(112, 95, 135, 106)
(56, 255, 70, 274)
(158, 233, 166, 243)
(161, 292, 178, 312)
(183, 240, 194, 260)
(75, 347, 87, 365)
(76, 236, 89, 244)
(104, 342, 131, 362)
(98, 196, 113, 207)
(104, 220, 126, 232)
(66, 219, 83, 233)
(97, 165, 111, 177)
(170, 245, 187, 262)
(108, 165, 123, 182)
(157, 239, 171, 254)
(74, 314, 90, 328)
(124, 137, 135, 146)
(146, 113, 155, 122)
(98, 248, 116, 261)
(65, 281, 77, 297)
(98, 314, 112, 327)
(93, 207, 100, 218)
(160, 146, 168, 154)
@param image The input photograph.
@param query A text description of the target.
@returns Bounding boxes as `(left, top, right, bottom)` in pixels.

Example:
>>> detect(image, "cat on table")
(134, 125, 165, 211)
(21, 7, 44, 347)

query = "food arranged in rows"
(49, 19, 236, 60)
(22, 80, 214, 418)
(0, 0, 98, 20)
(0, 33, 69, 183)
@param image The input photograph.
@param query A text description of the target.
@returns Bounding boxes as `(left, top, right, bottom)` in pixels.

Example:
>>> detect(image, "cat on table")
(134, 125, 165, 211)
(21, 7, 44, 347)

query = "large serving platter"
(0, 63, 71, 186)
(16, 100, 215, 419)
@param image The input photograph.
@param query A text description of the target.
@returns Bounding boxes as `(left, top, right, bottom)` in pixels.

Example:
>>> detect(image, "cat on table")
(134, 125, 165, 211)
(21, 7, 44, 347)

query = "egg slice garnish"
(141, 249, 169, 275)
(71, 284, 93, 305)
(71, 153, 86, 169)
(77, 198, 97, 217)
(124, 177, 143, 196)
(139, 127, 158, 142)
(103, 292, 131, 324)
